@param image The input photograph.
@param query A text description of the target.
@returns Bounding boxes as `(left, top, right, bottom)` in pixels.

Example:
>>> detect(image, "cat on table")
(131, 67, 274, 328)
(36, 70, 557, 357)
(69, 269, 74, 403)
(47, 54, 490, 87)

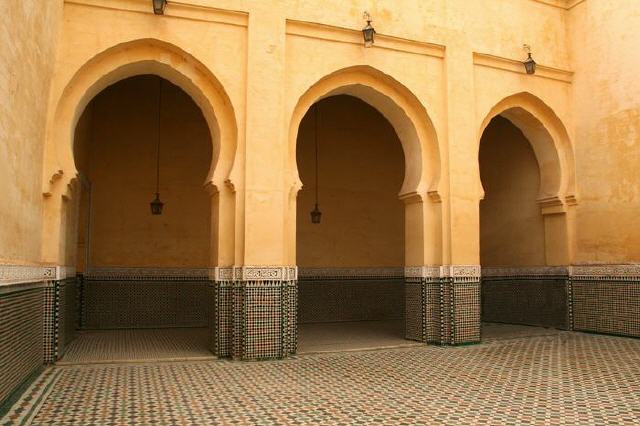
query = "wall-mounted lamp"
(523, 44, 536, 75)
(152, 0, 167, 15)
(362, 11, 376, 48)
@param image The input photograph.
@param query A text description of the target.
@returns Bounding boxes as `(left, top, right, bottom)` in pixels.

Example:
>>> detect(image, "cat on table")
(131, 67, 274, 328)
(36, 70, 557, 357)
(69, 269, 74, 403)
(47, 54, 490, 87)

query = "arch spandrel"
(287, 65, 441, 202)
(478, 92, 576, 204)
(43, 38, 239, 195)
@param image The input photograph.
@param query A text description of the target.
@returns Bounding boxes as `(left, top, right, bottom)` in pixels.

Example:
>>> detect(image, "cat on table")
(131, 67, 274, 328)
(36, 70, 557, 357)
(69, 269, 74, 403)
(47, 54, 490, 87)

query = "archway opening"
(296, 95, 418, 353)
(67, 75, 215, 362)
(479, 116, 568, 340)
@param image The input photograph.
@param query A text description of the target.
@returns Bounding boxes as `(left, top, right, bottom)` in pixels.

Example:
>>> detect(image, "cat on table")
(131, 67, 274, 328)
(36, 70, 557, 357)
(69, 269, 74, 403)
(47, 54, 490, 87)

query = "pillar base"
(213, 266, 297, 360)
(405, 265, 481, 345)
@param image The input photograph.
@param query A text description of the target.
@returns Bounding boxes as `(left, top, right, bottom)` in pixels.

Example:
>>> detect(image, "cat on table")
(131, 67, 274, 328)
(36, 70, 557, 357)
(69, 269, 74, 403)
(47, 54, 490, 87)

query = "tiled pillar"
(42, 267, 77, 364)
(405, 266, 481, 345)
(213, 266, 297, 360)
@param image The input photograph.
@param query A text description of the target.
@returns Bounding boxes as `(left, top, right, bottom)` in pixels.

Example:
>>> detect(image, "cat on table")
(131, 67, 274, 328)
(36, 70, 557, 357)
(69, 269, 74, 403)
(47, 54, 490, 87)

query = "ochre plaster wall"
(296, 96, 404, 267)
(8, 0, 640, 269)
(0, 0, 62, 264)
(569, 0, 640, 263)
(480, 116, 546, 266)
(76, 76, 212, 268)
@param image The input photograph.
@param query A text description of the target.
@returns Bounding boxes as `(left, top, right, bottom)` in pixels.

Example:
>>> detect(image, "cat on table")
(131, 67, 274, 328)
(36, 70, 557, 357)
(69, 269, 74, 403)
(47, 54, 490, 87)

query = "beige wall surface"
(76, 76, 212, 267)
(0, 0, 62, 264)
(480, 116, 546, 266)
(569, 0, 640, 263)
(296, 96, 404, 267)
(2, 0, 639, 268)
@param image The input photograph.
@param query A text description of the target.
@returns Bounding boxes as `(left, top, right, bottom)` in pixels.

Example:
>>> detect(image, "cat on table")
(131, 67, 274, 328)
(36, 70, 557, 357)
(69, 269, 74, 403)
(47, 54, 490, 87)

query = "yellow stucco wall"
(75, 76, 212, 268)
(480, 116, 546, 266)
(569, 0, 640, 263)
(1, 0, 639, 269)
(0, 0, 62, 265)
(296, 95, 404, 267)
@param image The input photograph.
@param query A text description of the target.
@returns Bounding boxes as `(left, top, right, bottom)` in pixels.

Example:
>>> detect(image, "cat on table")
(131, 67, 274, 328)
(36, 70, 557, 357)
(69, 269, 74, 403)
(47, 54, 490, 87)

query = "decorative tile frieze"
(482, 266, 569, 278)
(238, 266, 298, 282)
(84, 267, 214, 281)
(0, 265, 75, 289)
(404, 265, 481, 282)
(299, 267, 403, 280)
(569, 264, 640, 281)
(213, 267, 234, 282)
(0, 265, 49, 286)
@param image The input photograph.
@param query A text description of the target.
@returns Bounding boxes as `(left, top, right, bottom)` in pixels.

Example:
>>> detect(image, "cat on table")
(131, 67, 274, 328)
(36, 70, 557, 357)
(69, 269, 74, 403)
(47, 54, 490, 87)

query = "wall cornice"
(473, 52, 573, 84)
(64, 0, 248, 27)
(286, 20, 445, 59)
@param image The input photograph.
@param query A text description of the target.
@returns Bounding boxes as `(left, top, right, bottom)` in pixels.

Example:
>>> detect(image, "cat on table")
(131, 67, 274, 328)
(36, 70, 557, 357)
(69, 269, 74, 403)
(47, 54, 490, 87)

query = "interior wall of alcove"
(73, 75, 213, 268)
(480, 116, 545, 266)
(296, 95, 405, 268)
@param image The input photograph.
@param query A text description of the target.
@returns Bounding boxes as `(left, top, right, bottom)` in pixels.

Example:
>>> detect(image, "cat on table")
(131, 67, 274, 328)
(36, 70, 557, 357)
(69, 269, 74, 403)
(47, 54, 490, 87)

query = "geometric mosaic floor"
(3, 332, 640, 425)
(58, 328, 214, 364)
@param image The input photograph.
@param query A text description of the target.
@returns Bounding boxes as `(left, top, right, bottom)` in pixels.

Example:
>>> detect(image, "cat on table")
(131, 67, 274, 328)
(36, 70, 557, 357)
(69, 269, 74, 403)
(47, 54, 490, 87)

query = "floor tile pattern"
(58, 328, 214, 364)
(4, 331, 640, 425)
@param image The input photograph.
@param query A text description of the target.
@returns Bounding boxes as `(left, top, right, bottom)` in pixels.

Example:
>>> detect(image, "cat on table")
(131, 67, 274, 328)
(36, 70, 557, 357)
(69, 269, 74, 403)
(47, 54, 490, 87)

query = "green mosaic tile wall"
(572, 280, 640, 337)
(0, 287, 44, 406)
(298, 279, 404, 324)
(482, 278, 569, 329)
(81, 280, 210, 329)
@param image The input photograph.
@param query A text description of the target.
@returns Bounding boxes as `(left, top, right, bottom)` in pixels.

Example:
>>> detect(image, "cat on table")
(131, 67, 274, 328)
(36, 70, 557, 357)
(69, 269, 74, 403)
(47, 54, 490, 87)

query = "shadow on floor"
(298, 320, 420, 354)
(58, 327, 214, 365)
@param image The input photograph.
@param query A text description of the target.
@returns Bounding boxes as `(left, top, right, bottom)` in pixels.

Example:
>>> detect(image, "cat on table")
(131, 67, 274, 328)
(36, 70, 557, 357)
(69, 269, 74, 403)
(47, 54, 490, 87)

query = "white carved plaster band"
(213, 266, 298, 282)
(299, 267, 404, 280)
(0, 264, 76, 287)
(482, 266, 569, 277)
(85, 267, 213, 280)
(404, 265, 482, 281)
(569, 264, 640, 279)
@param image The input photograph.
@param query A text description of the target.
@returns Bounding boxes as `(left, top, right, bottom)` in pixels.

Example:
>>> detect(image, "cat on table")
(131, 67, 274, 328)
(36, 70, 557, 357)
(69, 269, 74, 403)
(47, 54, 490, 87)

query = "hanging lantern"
(310, 203, 322, 224)
(522, 45, 536, 75)
(150, 77, 164, 215)
(310, 104, 322, 224)
(152, 0, 167, 15)
(362, 12, 376, 48)
(150, 192, 164, 215)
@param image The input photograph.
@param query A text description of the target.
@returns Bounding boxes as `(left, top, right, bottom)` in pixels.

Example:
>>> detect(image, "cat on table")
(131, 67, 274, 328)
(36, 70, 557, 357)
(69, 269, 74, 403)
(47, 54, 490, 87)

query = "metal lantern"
(152, 0, 167, 15)
(523, 52, 536, 75)
(362, 12, 376, 47)
(150, 192, 164, 215)
(522, 45, 536, 75)
(150, 78, 164, 215)
(310, 104, 322, 224)
(310, 203, 322, 224)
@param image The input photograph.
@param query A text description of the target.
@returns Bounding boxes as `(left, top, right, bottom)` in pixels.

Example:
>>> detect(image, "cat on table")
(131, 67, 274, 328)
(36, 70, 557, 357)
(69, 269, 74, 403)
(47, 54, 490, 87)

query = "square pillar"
(213, 266, 297, 360)
(405, 265, 481, 345)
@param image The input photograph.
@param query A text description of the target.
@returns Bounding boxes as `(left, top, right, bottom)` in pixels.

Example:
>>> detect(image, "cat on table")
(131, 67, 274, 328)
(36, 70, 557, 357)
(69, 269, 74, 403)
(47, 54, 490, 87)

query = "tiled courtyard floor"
(59, 328, 214, 364)
(3, 331, 639, 425)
